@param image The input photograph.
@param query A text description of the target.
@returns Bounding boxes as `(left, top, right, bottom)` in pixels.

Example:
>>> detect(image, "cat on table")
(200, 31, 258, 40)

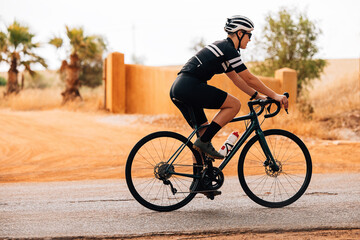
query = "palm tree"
(0, 21, 47, 95)
(49, 26, 106, 103)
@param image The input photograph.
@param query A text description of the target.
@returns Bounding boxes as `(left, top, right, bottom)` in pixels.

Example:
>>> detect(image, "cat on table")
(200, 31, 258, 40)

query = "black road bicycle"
(125, 93, 312, 212)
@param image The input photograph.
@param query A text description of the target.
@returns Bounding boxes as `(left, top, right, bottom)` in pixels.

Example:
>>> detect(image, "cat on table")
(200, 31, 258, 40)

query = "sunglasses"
(241, 31, 252, 40)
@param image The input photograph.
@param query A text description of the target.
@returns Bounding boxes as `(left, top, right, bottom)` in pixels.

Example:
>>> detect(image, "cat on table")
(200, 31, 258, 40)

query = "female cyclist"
(170, 15, 289, 159)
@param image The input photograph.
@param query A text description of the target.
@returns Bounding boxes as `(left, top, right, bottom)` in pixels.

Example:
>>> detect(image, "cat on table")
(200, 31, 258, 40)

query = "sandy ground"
(1, 109, 359, 239)
(1, 109, 359, 182)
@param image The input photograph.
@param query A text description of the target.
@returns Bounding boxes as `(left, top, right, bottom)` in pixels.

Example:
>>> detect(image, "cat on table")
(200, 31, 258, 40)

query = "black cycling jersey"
(179, 37, 247, 81)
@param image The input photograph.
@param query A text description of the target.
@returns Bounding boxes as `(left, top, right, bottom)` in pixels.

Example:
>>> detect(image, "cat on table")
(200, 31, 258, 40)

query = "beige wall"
(125, 65, 179, 115)
(105, 52, 297, 114)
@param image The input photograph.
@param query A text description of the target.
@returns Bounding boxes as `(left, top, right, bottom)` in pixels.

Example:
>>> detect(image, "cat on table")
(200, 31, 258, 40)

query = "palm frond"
(7, 20, 33, 50)
(49, 37, 63, 48)
(22, 62, 36, 76)
(0, 32, 8, 52)
(1, 20, 48, 74)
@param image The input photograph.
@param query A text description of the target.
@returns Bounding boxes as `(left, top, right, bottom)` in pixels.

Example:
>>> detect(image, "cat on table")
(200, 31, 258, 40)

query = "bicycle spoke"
(277, 177, 291, 199)
(142, 145, 158, 166)
(250, 143, 267, 162)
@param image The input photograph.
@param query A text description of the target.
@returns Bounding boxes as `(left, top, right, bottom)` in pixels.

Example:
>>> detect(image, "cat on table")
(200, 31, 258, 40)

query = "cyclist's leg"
(191, 89, 240, 158)
(191, 86, 240, 138)
(195, 94, 240, 156)
(212, 93, 241, 127)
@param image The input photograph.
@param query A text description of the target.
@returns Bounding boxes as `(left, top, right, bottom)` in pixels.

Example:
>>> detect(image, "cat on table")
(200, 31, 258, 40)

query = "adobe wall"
(105, 52, 297, 115)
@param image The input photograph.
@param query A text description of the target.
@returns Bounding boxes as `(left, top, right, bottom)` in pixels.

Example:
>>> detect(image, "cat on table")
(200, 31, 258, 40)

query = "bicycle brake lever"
(284, 92, 289, 114)
(267, 103, 272, 113)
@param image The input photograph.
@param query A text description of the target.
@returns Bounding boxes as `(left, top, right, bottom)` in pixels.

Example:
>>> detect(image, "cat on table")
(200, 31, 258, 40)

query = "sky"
(0, 0, 359, 71)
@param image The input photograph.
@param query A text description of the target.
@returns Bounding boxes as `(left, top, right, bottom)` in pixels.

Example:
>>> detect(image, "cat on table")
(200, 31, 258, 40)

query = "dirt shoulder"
(123, 229, 360, 240)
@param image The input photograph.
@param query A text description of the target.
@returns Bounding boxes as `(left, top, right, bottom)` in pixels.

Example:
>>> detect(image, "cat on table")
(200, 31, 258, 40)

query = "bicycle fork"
(256, 130, 280, 171)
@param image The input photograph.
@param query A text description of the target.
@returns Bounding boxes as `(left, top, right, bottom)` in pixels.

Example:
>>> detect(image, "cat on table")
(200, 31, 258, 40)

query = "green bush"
(24, 72, 51, 89)
(0, 76, 6, 86)
(79, 62, 103, 88)
(250, 7, 327, 94)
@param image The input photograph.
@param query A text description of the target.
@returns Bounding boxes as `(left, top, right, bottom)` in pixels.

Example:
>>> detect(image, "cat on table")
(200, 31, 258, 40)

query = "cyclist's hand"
(274, 94, 289, 109)
(257, 95, 267, 101)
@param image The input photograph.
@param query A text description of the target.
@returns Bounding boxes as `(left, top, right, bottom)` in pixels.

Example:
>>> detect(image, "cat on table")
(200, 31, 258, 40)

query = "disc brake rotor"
(265, 160, 282, 177)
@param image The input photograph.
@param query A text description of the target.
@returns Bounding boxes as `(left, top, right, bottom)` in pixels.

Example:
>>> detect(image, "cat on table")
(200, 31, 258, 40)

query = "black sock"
(200, 122, 222, 142)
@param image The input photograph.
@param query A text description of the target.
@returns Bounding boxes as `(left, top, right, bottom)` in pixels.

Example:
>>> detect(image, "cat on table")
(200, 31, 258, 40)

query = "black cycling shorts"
(170, 73, 227, 128)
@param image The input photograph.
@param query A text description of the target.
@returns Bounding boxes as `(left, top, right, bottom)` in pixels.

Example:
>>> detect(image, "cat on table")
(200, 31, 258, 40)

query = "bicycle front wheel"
(125, 131, 202, 212)
(238, 129, 312, 208)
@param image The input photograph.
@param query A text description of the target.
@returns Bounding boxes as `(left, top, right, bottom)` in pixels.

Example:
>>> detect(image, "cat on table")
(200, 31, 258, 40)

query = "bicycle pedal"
(203, 190, 221, 200)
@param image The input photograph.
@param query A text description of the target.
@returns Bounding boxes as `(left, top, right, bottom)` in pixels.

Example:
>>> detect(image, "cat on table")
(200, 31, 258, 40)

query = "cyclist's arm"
(237, 69, 277, 98)
(237, 69, 289, 108)
(225, 71, 261, 98)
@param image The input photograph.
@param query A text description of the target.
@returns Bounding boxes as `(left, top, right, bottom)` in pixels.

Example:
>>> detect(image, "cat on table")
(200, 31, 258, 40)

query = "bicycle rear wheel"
(238, 129, 312, 208)
(125, 131, 202, 212)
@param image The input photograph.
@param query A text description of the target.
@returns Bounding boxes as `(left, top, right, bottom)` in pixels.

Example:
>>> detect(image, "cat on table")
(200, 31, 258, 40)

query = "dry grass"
(311, 73, 360, 115)
(0, 86, 105, 112)
(260, 59, 360, 140)
(0, 70, 105, 112)
(261, 72, 360, 140)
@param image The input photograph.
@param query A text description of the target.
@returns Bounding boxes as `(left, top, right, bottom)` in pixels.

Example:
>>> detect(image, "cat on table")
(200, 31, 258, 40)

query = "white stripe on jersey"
(209, 44, 224, 56)
(206, 45, 220, 57)
(229, 56, 242, 64)
(195, 55, 203, 65)
(221, 62, 228, 71)
(232, 61, 243, 68)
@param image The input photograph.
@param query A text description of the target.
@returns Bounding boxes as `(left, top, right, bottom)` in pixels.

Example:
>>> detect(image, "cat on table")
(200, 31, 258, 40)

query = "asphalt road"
(1, 173, 359, 239)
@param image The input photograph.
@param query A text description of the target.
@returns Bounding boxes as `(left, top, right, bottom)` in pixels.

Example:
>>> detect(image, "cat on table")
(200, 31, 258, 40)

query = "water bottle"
(219, 131, 239, 157)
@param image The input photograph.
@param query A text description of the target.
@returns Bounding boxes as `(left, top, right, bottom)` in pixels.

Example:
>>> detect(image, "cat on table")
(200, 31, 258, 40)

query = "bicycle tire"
(126, 131, 202, 212)
(238, 129, 312, 208)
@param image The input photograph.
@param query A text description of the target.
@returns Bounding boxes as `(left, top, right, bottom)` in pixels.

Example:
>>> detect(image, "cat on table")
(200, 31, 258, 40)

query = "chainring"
(201, 167, 224, 190)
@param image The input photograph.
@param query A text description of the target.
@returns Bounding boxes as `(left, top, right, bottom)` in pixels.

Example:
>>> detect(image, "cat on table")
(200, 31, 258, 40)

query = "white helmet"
(224, 15, 254, 33)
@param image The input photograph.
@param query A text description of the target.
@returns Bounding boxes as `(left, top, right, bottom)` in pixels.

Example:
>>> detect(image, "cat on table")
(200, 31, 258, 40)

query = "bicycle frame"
(166, 105, 278, 179)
